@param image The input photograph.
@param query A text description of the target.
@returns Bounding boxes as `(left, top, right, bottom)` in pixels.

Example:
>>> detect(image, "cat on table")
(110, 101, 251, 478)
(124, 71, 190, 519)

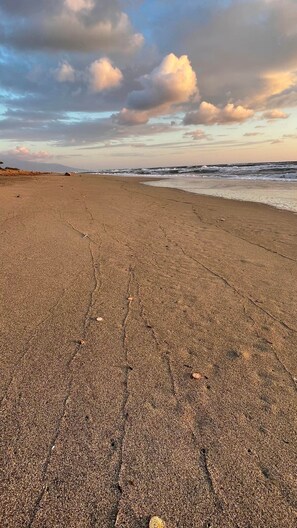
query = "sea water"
(101, 161, 297, 212)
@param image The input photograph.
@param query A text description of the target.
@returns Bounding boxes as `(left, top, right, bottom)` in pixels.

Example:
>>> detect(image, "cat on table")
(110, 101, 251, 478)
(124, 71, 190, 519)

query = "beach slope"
(1, 173, 296, 527)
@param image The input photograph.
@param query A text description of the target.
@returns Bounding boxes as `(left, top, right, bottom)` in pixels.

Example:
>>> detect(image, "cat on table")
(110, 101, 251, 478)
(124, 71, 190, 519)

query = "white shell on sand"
(96, 317, 104, 322)
(192, 372, 202, 380)
(149, 516, 166, 528)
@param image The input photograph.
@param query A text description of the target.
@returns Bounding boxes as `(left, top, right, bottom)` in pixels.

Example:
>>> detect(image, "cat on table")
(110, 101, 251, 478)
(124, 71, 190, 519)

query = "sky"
(1, 0, 297, 170)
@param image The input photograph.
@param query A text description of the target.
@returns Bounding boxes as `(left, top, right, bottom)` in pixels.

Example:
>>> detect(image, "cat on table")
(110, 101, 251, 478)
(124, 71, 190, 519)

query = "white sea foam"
(144, 177, 297, 213)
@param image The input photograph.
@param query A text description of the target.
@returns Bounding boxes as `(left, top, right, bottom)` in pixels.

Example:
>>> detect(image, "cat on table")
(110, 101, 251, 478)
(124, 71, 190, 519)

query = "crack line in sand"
(159, 225, 297, 388)
(85, 239, 102, 330)
(114, 266, 134, 526)
(270, 348, 297, 392)
(27, 212, 103, 525)
(159, 225, 297, 335)
(27, 486, 47, 528)
(26, 235, 103, 525)
(83, 198, 94, 223)
(65, 220, 94, 241)
(192, 206, 297, 264)
(0, 268, 85, 407)
(102, 222, 135, 255)
(199, 448, 222, 509)
(134, 273, 179, 406)
(26, 377, 72, 528)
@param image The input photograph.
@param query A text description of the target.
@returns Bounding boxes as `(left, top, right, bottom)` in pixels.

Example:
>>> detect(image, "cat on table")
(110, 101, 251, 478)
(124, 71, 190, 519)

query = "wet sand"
(145, 177, 297, 213)
(1, 172, 297, 527)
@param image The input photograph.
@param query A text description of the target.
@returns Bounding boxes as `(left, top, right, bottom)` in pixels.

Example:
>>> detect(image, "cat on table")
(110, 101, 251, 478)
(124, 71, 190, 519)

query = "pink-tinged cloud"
(54, 61, 76, 82)
(262, 109, 289, 120)
(10, 146, 51, 160)
(115, 108, 150, 126)
(184, 102, 254, 125)
(115, 53, 198, 125)
(89, 58, 123, 93)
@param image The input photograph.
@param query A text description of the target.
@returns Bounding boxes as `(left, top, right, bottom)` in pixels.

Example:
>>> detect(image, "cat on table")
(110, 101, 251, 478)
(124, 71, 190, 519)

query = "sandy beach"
(1, 171, 297, 528)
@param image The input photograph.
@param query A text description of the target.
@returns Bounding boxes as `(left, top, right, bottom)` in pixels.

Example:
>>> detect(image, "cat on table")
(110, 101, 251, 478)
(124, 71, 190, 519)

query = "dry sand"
(0, 172, 296, 528)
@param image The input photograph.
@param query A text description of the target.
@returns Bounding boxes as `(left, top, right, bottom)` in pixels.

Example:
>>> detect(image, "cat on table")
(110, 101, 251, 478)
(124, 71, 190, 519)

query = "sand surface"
(1, 172, 297, 528)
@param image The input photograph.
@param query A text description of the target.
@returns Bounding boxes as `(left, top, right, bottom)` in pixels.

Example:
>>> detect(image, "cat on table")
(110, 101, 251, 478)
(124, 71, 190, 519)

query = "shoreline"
(1, 172, 297, 527)
(143, 176, 297, 213)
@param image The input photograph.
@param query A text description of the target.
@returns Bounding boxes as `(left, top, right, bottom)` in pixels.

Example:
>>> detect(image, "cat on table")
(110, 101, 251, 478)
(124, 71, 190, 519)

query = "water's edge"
(143, 177, 297, 213)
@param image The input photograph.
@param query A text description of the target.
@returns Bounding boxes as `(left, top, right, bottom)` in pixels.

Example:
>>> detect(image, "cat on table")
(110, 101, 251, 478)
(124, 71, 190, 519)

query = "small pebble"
(192, 372, 203, 380)
(79, 339, 85, 345)
(96, 317, 104, 322)
(128, 296, 134, 301)
(149, 517, 166, 528)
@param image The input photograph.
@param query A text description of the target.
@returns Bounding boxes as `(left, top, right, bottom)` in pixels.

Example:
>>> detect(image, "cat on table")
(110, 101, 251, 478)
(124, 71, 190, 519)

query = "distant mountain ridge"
(2, 158, 88, 173)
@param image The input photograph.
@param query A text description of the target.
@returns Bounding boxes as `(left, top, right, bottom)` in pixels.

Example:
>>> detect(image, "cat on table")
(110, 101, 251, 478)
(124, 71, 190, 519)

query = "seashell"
(149, 516, 166, 528)
(96, 317, 104, 322)
(192, 372, 202, 380)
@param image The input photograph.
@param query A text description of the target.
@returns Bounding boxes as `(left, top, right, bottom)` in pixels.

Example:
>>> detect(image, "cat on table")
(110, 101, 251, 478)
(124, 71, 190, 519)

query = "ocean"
(101, 161, 297, 212)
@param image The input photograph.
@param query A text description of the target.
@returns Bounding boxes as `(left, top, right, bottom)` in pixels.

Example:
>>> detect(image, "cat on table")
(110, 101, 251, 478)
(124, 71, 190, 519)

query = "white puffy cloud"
(89, 58, 123, 93)
(262, 109, 289, 120)
(184, 102, 254, 125)
(54, 61, 76, 82)
(115, 53, 198, 125)
(65, 0, 94, 12)
(127, 54, 198, 111)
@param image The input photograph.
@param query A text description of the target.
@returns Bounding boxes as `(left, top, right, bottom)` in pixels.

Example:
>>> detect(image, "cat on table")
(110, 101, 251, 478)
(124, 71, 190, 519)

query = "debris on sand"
(79, 339, 85, 345)
(149, 516, 166, 528)
(96, 317, 104, 322)
(192, 372, 203, 380)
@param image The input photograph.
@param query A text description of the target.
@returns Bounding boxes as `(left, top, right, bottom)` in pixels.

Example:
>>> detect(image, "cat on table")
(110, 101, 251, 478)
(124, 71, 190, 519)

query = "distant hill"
(2, 158, 88, 173)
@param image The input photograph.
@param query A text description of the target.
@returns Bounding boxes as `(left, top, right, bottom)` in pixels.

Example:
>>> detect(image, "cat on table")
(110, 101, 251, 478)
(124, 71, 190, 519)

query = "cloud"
(184, 102, 254, 125)
(262, 109, 289, 120)
(115, 53, 198, 124)
(89, 58, 123, 93)
(65, 0, 94, 13)
(55, 61, 76, 82)
(184, 129, 210, 141)
(127, 54, 198, 111)
(148, 0, 297, 109)
(271, 139, 283, 144)
(8, 146, 51, 160)
(114, 108, 150, 126)
(0, 2, 144, 54)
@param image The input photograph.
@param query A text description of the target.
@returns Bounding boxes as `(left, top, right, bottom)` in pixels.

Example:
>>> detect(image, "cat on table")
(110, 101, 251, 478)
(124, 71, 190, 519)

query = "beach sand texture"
(1, 173, 297, 527)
